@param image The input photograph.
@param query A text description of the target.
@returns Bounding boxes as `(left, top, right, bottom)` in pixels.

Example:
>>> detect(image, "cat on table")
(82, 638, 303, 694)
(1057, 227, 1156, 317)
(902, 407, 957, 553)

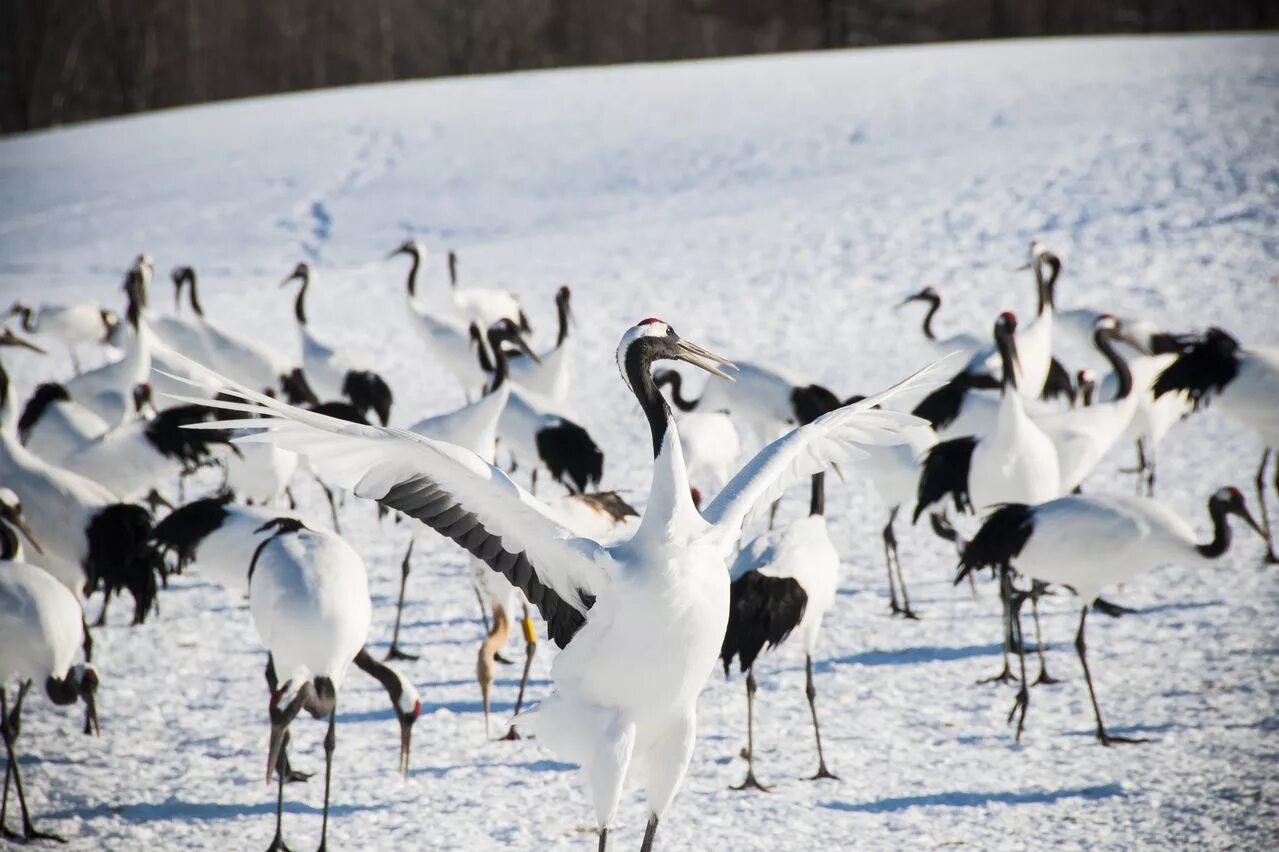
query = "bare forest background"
(2, 0, 1275, 134)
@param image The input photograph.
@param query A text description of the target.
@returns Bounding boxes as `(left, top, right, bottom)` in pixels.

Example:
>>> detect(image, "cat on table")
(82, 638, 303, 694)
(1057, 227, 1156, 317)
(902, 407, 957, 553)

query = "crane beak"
(1114, 324, 1152, 356)
(1237, 506, 1268, 542)
(386, 245, 410, 260)
(0, 329, 46, 354)
(676, 339, 736, 381)
(14, 511, 44, 556)
(513, 331, 542, 365)
(398, 717, 414, 778)
(894, 291, 925, 309)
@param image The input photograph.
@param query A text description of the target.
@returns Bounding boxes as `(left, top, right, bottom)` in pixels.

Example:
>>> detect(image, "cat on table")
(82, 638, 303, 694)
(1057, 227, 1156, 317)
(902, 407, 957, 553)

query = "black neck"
(354, 648, 406, 707)
(1035, 256, 1059, 316)
(625, 342, 673, 457)
(15, 306, 34, 332)
(995, 328, 1018, 392)
(653, 369, 699, 412)
(472, 325, 495, 377)
(486, 333, 510, 393)
(920, 294, 941, 341)
(0, 522, 18, 560)
(809, 472, 825, 517)
(404, 248, 421, 298)
(186, 272, 204, 317)
(0, 358, 10, 419)
(448, 252, 457, 288)
(293, 274, 309, 325)
(1094, 329, 1132, 399)
(1196, 499, 1235, 559)
(555, 296, 570, 348)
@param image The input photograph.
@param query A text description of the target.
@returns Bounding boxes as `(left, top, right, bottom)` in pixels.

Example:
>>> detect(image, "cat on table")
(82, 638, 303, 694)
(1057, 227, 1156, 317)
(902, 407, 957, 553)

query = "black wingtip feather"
(536, 420, 604, 494)
(956, 503, 1036, 585)
(1152, 327, 1240, 411)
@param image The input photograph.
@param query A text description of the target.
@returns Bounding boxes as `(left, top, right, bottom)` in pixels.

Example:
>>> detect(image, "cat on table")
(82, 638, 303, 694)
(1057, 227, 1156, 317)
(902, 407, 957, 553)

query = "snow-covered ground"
(1, 34, 1277, 851)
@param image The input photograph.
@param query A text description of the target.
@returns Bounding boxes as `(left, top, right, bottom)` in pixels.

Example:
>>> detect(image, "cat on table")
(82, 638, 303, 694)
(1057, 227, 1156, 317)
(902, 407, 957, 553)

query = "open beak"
(398, 719, 414, 778)
(0, 330, 47, 354)
(14, 511, 44, 556)
(676, 338, 736, 381)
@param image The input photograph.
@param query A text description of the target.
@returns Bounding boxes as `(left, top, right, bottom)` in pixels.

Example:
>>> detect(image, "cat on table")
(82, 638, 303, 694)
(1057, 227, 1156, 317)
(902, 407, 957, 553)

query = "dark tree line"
(1, 0, 1274, 134)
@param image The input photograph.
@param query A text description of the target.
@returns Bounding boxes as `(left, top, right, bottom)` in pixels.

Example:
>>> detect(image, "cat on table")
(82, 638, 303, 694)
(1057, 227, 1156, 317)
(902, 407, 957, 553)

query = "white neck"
(633, 424, 701, 544)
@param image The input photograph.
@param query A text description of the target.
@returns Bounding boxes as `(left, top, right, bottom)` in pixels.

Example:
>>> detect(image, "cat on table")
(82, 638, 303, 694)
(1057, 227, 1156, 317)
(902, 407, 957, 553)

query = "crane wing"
(702, 358, 952, 543)
(166, 368, 608, 648)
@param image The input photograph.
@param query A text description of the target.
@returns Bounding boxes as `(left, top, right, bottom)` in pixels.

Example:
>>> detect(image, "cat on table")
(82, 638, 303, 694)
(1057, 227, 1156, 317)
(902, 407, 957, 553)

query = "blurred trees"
(1, 0, 1273, 133)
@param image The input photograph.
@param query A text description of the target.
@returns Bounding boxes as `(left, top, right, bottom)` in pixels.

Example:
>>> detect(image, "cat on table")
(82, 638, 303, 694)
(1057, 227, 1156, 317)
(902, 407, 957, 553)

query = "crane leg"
(1075, 606, 1148, 746)
(265, 728, 293, 851)
(979, 569, 1018, 685)
(1030, 583, 1060, 685)
(0, 687, 62, 842)
(317, 705, 337, 852)
(315, 475, 342, 535)
(596, 827, 607, 852)
(1006, 577, 1031, 741)
(501, 607, 537, 741)
(731, 671, 770, 791)
(639, 815, 660, 852)
(1258, 449, 1279, 564)
(803, 655, 838, 780)
(385, 539, 419, 661)
(883, 508, 917, 619)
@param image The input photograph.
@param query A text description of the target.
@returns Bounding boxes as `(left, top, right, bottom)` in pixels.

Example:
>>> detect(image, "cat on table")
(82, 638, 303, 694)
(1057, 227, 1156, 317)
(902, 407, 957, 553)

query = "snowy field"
(1, 34, 1277, 850)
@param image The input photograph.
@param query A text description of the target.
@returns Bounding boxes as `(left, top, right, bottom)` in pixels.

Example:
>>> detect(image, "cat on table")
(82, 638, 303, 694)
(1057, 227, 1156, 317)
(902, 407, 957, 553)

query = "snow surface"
(1, 34, 1277, 851)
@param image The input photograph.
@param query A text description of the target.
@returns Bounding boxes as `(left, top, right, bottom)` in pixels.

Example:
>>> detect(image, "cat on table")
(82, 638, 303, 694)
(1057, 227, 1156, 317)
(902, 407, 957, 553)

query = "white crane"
(914, 312, 1061, 520)
(60, 387, 231, 502)
(178, 317, 940, 852)
(6, 300, 118, 375)
(653, 369, 742, 496)
(1031, 315, 1147, 492)
(17, 382, 132, 466)
(388, 241, 488, 400)
(280, 262, 394, 425)
(508, 285, 574, 403)
(446, 249, 531, 333)
(958, 487, 1266, 744)
(248, 516, 420, 851)
(913, 312, 1061, 682)
(61, 273, 154, 423)
(477, 335, 605, 496)
(1153, 327, 1279, 563)
(0, 332, 165, 626)
(1, 512, 100, 842)
(720, 472, 840, 790)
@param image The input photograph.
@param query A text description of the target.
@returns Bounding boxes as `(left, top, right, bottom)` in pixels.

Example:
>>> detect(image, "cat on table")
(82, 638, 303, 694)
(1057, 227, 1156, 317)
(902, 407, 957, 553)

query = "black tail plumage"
(279, 368, 319, 406)
(343, 370, 393, 426)
(150, 491, 235, 573)
(146, 404, 233, 470)
(720, 573, 808, 676)
(1041, 357, 1076, 405)
(914, 436, 977, 523)
(955, 503, 1036, 586)
(791, 383, 842, 426)
(912, 370, 998, 430)
(537, 420, 604, 494)
(1152, 327, 1240, 412)
(85, 504, 165, 624)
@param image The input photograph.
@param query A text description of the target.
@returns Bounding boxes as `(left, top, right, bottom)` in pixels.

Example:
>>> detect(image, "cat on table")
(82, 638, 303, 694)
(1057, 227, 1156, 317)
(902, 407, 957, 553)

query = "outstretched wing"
(702, 359, 951, 545)
(167, 367, 609, 648)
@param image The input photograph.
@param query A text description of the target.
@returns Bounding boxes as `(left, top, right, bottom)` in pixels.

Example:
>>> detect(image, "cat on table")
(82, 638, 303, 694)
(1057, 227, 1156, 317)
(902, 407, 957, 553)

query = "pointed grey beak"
(399, 719, 413, 778)
(895, 292, 927, 309)
(387, 245, 412, 261)
(0, 330, 46, 354)
(1237, 506, 1267, 542)
(676, 338, 736, 381)
(513, 330, 541, 365)
(14, 511, 44, 556)
(1114, 324, 1153, 356)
